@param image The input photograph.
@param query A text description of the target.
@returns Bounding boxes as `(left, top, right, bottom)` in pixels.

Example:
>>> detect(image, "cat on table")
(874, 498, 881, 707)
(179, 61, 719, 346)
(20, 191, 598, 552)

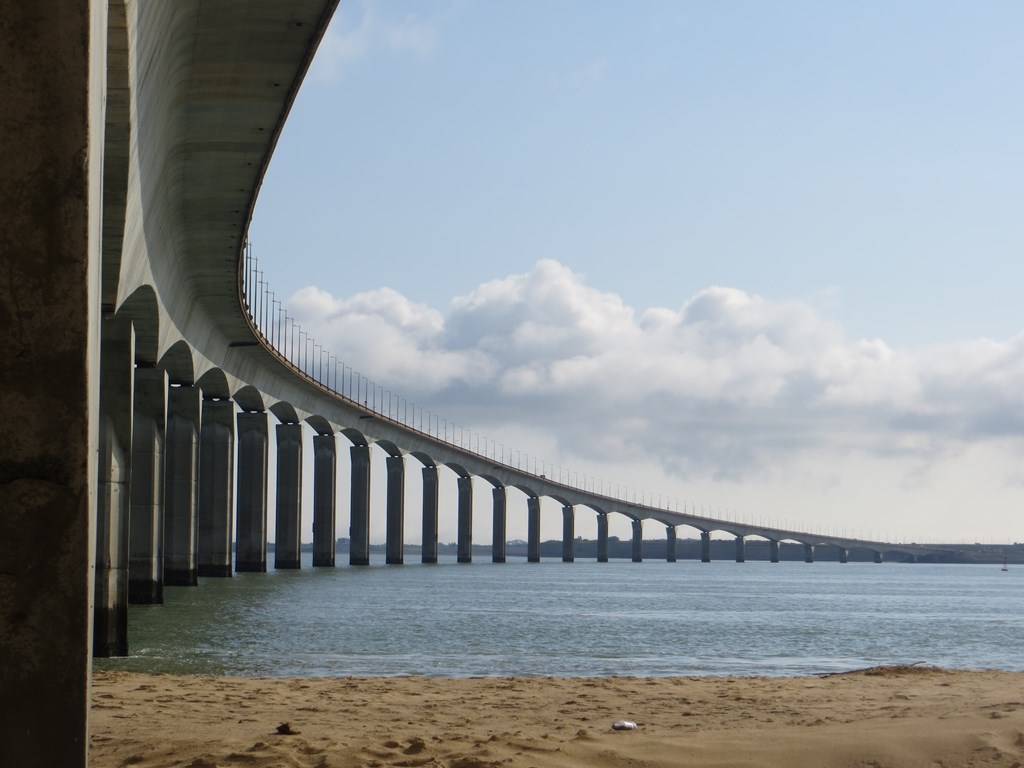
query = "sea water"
(98, 556, 1024, 677)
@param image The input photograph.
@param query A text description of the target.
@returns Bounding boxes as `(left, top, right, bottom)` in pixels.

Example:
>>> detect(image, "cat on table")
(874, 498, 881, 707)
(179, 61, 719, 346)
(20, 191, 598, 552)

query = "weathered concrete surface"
(0, 1, 105, 763)
(421, 465, 439, 564)
(274, 422, 303, 569)
(349, 445, 371, 565)
(312, 434, 337, 567)
(386, 455, 405, 564)
(492, 486, 507, 563)
(457, 475, 473, 563)
(129, 366, 166, 603)
(95, 318, 134, 657)
(236, 411, 269, 572)
(562, 505, 575, 562)
(164, 385, 201, 585)
(198, 398, 235, 576)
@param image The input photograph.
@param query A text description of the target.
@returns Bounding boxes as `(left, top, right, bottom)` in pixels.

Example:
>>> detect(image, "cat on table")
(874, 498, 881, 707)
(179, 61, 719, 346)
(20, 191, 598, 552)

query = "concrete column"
(457, 475, 473, 563)
(235, 411, 268, 572)
(349, 444, 371, 565)
(386, 455, 405, 564)
(0, 1, 107, 761)
(312, 434, 336, 567)
(596, 513, 609, 562)
(561, 505, 575, 562)
(492, 486, 506, 563)
(197, 398, 234, 577)
(839, 547, 849, 564)
(874, 551, 883, 564)
(700, 531, 712, 562)
(94, 318, 134, 658)
(804, 543, 814, 563)
(129, 366, 166, 603)
(666, 526, 677, 562)
(631, 519, 643, 562)
(769, 540, 780, 563)
(163, 384, 200, 586)
(274, 422, 302, 569)
(735, 536, 746, 563)
(421, 464, 438, 564)
(527, 496, 541, 562)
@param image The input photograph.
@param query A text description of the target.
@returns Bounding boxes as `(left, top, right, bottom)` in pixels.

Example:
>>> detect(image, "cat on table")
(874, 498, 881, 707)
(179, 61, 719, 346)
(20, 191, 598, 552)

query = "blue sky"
(250, 1, 1024, 545)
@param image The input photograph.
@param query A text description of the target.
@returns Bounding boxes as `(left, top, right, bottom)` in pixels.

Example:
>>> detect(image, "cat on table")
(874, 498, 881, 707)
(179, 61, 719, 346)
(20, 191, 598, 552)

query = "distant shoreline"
(275, 538, 1024, 564)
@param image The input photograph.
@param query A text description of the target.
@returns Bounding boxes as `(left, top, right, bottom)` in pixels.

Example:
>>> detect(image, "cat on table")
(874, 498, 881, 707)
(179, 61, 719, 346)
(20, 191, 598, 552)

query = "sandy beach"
(88, 666, 1024, 767)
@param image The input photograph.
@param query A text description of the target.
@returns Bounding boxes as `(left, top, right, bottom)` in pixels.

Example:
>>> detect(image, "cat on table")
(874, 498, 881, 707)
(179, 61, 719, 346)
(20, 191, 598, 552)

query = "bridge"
(0, 2, 951, 766)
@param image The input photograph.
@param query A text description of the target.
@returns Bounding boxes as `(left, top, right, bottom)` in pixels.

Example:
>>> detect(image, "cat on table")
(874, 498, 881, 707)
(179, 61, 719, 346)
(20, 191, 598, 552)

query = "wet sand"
(90, 666, 1024, 767)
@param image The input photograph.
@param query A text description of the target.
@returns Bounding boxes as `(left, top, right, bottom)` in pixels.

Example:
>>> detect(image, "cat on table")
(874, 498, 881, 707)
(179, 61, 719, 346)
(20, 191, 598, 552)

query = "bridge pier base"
(349, 444, 371, 565)
(457, 475, 473, 563)
(769, 540, 780, 564)
(421, 465, 438, 563)
(274, 423, 303, 569)
(527, 496, 541, 562)
(874, 551, 883, 564)
(838, 547, 849, 564)
(198, 397, 234, 577)
(164, 384, 200, 585)
(597, 513, 609, 562)
(735, 536, 746, 563)
(491, 486, 506, 563)
(700, 531, 712, 563)
(562, 505, 574, 562)
(312, 434, 336, 567)
(386, 455, 405, 564)
(94, 318, 134, 658)
(129, 366, 166, 603)
(235, 411, 269, 572)
(666, 526, 677, 562)
(631, 519, 643, 562)
(804, 544, 814, 563)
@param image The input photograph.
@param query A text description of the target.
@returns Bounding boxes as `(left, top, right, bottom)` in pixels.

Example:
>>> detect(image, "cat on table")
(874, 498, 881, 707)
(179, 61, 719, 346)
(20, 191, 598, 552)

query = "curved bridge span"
(0, 2, 951, 764)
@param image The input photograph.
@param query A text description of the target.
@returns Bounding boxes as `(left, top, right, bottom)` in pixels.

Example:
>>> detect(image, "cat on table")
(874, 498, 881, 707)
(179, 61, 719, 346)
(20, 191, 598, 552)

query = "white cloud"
(285, 259, 1024, 508)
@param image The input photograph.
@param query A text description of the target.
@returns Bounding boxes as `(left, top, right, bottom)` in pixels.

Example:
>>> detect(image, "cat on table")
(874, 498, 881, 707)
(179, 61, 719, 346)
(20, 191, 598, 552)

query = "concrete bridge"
(0, 2, 951, 765)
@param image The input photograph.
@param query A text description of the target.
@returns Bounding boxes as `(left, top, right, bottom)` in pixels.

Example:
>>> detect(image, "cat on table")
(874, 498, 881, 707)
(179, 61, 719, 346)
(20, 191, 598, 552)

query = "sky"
(249, 0, 1024, 546)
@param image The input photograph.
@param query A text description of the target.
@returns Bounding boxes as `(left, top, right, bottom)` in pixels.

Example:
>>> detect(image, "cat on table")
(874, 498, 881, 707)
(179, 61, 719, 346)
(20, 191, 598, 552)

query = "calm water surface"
(100, 557, 1024, 677)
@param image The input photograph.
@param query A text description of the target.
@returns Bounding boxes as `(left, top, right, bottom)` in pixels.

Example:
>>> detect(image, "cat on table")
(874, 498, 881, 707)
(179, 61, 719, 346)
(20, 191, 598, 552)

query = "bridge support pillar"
(874, 551, 883, 564)
(129, 366, 166, 603)
(804, 544, 814, 563)
(527, 496, 541, 562)
(597, 513, 609, 562)
(349, 444, 371, 565)
(666, 526, 677, 562)
(631, 519, 643, 562)
(386, 455, 405, 564)
(769, 540, 780, 563)
(421, 465, 438, 563)
(838, 547, 849, 564)
(0, 0, 108, 760)
(492, 486, 506, 563)
(312, 434, 336, 567)
(274, 423, 302, 569)
(197, 398, 234, 577)
(457, 476, 473, 563)
(562, 505, 575, 562)
(236, 411, 269, 572)
(164, 384, 200, 586)
(700, 531, 712, 563)
(94, 318, 134, 658)
(735, 536, 746, 563)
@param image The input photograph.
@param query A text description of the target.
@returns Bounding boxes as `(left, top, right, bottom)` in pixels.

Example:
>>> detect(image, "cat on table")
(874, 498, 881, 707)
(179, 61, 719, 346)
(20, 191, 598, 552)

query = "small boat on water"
(1002, 557, 1009, 572)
